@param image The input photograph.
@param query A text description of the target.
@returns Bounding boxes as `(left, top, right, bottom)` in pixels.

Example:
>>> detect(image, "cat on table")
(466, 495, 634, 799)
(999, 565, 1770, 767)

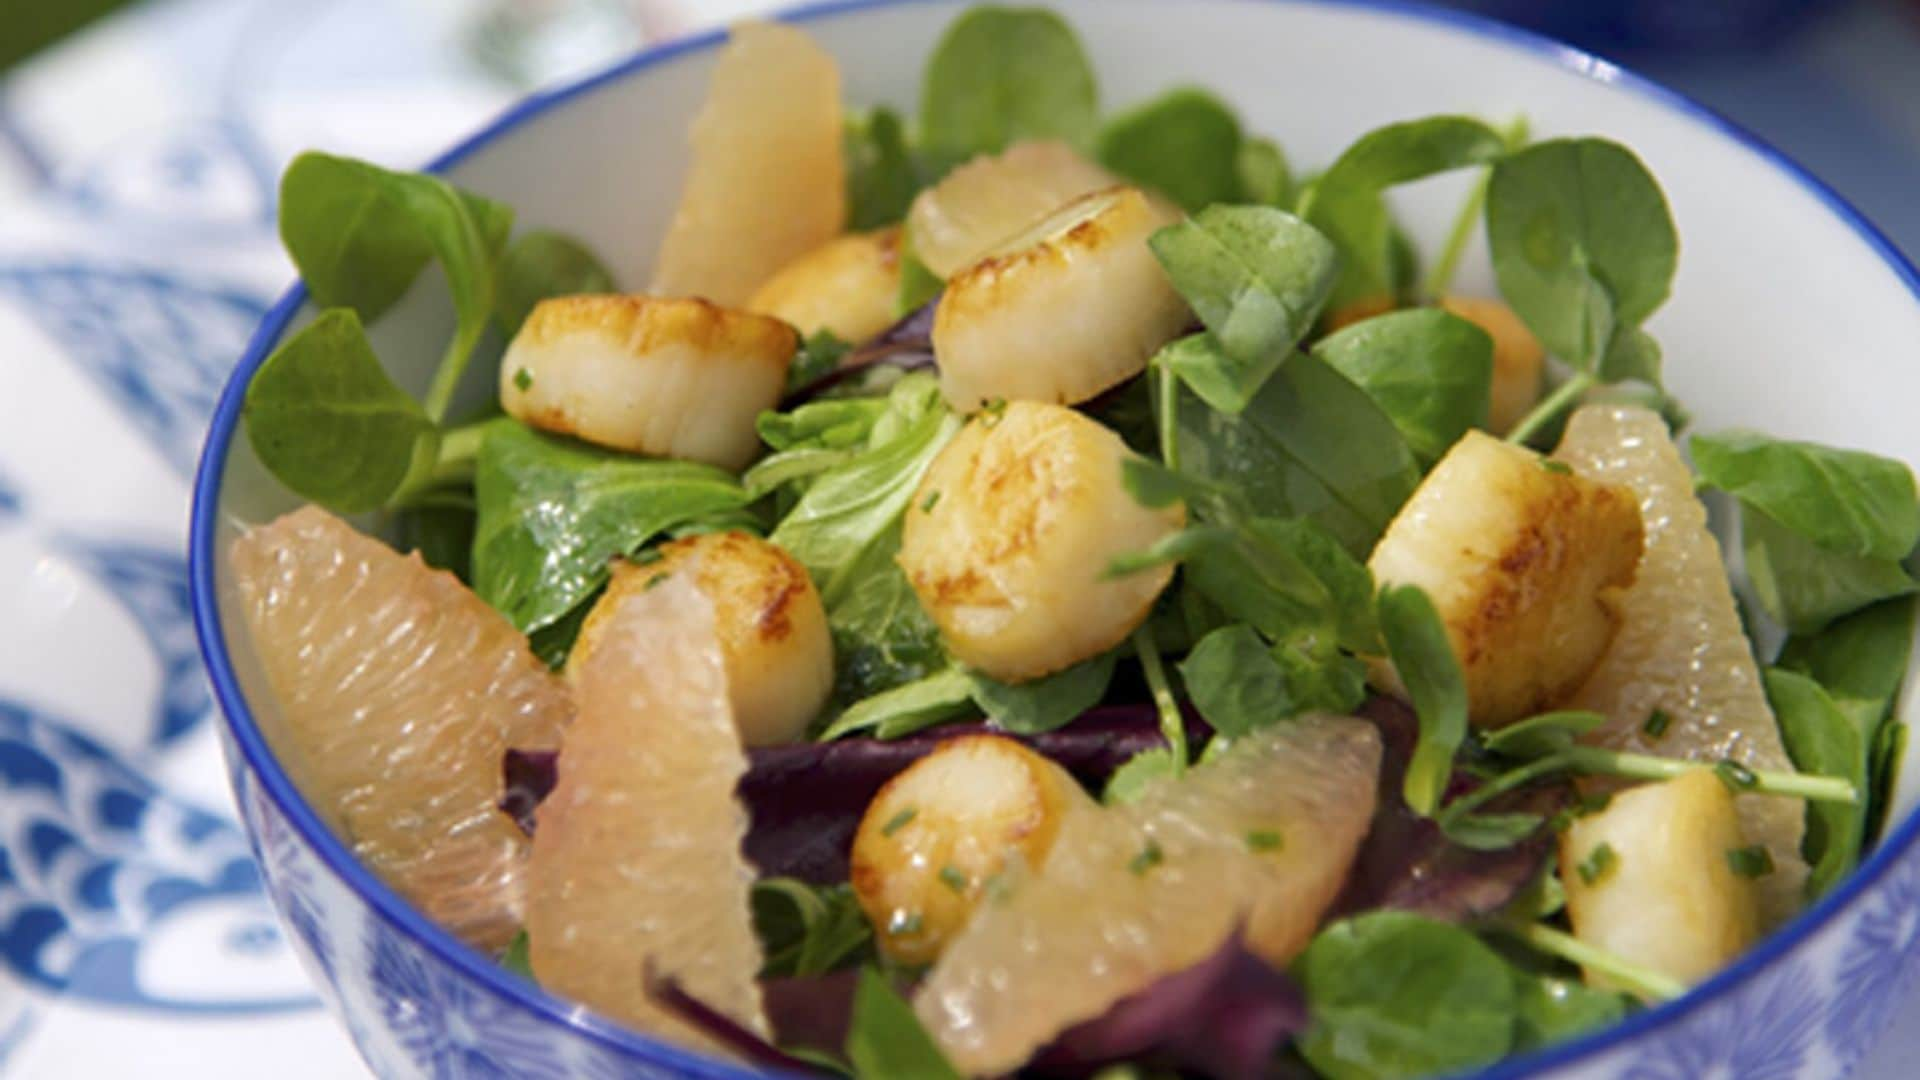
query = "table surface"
(0, 0, 1914, 1075)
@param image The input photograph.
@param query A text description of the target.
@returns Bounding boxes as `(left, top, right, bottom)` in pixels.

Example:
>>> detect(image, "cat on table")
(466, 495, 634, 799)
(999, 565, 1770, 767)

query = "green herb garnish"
(881, 807, 918, 837)
(1128, 838, 1165, 876)
(1643, 709, 1672, 738)
(1727, 845, 1775, 879)
(1576, 842, 1618, 885)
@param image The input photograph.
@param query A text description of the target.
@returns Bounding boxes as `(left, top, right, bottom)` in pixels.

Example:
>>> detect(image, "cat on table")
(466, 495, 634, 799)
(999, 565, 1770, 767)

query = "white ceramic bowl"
(191, 1, 1920, 1076)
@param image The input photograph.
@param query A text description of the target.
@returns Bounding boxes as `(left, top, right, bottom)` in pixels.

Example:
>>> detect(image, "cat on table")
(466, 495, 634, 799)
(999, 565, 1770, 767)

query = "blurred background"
(2, 0, 1918, 258)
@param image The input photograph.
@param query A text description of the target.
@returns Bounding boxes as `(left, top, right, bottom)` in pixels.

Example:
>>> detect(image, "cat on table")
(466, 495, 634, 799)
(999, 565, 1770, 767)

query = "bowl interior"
(197, 0, 1920, 1071)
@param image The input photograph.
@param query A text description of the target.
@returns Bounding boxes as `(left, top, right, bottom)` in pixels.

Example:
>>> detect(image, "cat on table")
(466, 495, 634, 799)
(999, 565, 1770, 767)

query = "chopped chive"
(513, 367, 533, 392)
(1128, 838, 1165, 876)
(1576, 842, 1618, 885)
(887, 911, 923, 935)
(1539, 459, 1572, 475)
(643, 572, 671, 590)
(981, 398, 1008, 427)
(921, 490, 942, 512)
(880, 807, 917, 837)
(1246, 829, 1284, 852)
(938, 865, 969, 893)
(1643, 709, 1672, 739)
(1714, 759, 1759, 793)
(1726, 845, 1775, 879)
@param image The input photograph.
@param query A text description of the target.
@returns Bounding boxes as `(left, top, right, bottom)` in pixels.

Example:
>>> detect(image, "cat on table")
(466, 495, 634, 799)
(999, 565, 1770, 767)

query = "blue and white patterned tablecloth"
(0, 0, 1913, 1076)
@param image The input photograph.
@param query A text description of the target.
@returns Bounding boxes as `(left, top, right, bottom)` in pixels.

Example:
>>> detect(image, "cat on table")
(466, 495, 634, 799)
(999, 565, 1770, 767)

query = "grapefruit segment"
(1554, 404, 1808, 922)
(527, 569, 768, 1055)
(230, 506, 569, 952)
(914, 715, 1380, 1075)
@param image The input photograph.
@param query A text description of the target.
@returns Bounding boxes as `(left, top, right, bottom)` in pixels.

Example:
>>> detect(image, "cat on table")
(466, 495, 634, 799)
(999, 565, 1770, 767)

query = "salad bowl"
(190, 0, 1920, 1076)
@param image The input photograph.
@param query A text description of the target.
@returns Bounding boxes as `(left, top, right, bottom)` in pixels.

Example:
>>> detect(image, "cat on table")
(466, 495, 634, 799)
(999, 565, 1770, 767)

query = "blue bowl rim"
(189, 0, 1920, 1076)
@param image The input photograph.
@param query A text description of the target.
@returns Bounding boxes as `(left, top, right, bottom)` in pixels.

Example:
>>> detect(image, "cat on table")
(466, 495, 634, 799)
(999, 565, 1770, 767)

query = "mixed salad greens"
(233, 5, 1920, 1078)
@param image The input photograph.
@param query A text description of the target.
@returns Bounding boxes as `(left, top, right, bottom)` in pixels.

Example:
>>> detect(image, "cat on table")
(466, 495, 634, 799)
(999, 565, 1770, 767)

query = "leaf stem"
(1505, 371, 1595, 447)
(1423, 172, 1490, 301)
(391, 417, 489, 507)
(1156, 359, 1180, 471)
(1437, 752, 1572, 824)
(423, 324, 485, 423)
(1502, 922, 1685, 1002)
(1132, 626, 1187, 776)
(1564, 747, 1858, 805)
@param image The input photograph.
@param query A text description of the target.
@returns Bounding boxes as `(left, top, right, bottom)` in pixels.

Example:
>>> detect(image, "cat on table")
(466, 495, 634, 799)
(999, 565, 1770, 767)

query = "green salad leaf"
(279, 151, 512, 419)
(493, 230, 616, 336)
(1237, 136, 1294, 207)
(819, 666, 977, 741)
(1096, 87, 1243, 213)
(1510, 973, 1628, 1051)
(500, 930, 533, 978)
(1778, 595, 1917, 710)
(242, 309, 439, 513)
(1484, 138, 1676, 370)
(1308, 115, 1506, 204)
(1178, 624, 1293, 737)
(1480, 710, 1607, 759)
(968, 650, 1118, 735)
(917, 5, 1098, 163)
(1378, 584, 1468, 816)
(1766, 667, 1872, 899)
(1102, 746, 1180, 804)
(471, 420, 753, 631)
(1297, 912, 1517, 1080)
(1694, 432, 1920, 562)
(1171, 352, 1419, 554)
(1312, 307, 1494, 462)
(845, 968, 962, 1080)
(845, 106, 921, 230)
(751, 878, 873, 978)
(1743, 508, 1918, 634)
(823, 525, 952, 704)
(1149, 207, 1339, 410)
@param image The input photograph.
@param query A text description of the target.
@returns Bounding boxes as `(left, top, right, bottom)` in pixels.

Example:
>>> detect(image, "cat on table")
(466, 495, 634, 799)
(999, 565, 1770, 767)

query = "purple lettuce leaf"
(1032, 934, 1309, 1080)
(1334, 697, 1566, 921)
(649, 973, 819, 1073)
(780, 298, 939, 407)
(500, 747, 557, 837)
(743, 705, 1204, 883)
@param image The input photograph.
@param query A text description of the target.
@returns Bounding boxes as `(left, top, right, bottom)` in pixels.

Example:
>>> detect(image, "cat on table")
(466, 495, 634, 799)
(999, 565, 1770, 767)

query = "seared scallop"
(567, 531, 833, 746)
(899, 401, 1185, 683)
(747, 226, 903, 344)
(499, 295, 795, 471)
(933, 186, 1189, 412)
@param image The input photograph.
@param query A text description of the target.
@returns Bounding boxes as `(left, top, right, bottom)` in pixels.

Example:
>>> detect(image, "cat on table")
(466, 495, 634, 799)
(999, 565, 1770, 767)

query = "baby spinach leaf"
(1312, 307, 1494, 462)
(1179, 624, 1292, 737)
(279, 152, 512, 418)
(1484, 138, 1676, 369)
(1297, 912, 1516, 1080)
(471, 420, 752, 631)
(1172, 352, 1420, 554)
(1306, 183, 1400, 314)
(1238, 136, 1294, 207)
(1694, 431, 1920, 561)
(787, 329, 857, 396)
(1096, 87, 1243, 213)
(820, 666, 976, 741)
(1379, 584, 1468, 817)
(1148, 207, 1339, 406)
(968, 650, 1118, 735)
(398, 502, 476, 582)
(770, 375, 961, 604)
(1766, 667, 1871, 899)
(752, 878, 874, 978)
(528, 590, 594, 670)
(845, 968, 962, 1080)
(845, 107, 921, 230)
(759, 396, 887, 454)
(1154, 334, 1284, 420)
(1870, 720, 1908, 847)
(242, 308, 439, 513)
(1598, 325, 1663, 387)
(1480, 710, 1608, 759)
(1511, 973, 1627, 1051)
(493, 230, 615, 336)
(1778, 595, 1917, 712)
(1743, 508, 1918, 634)
(917, 5, 1098, 163)
(1309, 115, 1506, 204)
